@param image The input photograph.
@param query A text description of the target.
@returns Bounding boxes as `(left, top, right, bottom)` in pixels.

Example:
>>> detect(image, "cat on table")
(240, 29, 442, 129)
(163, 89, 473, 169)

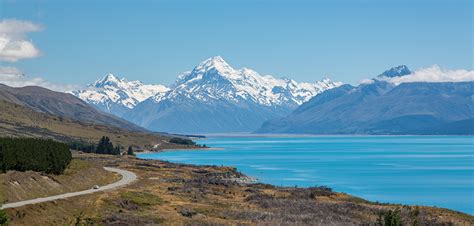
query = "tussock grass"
(120, 191, 163, 206)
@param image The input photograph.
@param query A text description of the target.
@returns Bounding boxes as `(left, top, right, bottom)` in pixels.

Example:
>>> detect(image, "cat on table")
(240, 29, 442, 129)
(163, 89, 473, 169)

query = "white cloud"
(0, 66, 79, 92)
(358, 78, 375, 85)
(0, 19, 43, 62)
(378, 65, 474, 85)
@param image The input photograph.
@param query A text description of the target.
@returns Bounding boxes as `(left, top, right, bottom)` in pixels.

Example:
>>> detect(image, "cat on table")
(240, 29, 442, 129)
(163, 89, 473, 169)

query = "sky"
(0, 0, 472, 88)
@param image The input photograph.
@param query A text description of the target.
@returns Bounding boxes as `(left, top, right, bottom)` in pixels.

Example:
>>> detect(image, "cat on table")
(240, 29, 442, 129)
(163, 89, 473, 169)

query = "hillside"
(0, 100, 189, 150)
(0, 84, 145, 131)
(257, 79, 474, 134)
(0, 159, 118, 204)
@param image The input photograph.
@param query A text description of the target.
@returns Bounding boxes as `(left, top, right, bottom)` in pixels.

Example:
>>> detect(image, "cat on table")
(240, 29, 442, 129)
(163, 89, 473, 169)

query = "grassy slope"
(0, 100, 190, 150)
(0, 159, 118, 203)
(5, 154, 473, 225)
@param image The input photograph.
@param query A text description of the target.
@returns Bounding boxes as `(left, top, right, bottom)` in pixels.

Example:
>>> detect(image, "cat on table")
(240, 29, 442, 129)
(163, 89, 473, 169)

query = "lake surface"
(137, 136, 474, 214)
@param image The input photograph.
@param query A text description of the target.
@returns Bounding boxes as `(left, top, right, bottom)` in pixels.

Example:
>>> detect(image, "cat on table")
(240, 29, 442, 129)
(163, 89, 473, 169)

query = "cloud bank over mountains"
(361, 65, 474, 85)
(0, 66, 78, 92)
(0, 19, 43, 62)
(384, 65, 474, 84)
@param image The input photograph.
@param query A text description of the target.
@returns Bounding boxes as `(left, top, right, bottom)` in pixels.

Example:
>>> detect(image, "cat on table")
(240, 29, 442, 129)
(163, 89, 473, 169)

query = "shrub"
(377, 209, 402, 226)
(120, 191, 162, 206)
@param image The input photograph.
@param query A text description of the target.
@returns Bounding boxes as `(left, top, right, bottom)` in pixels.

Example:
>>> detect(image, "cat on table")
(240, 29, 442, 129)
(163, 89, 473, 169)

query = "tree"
(105, 137, 114, 154)
(169, 137, 195, 145)
(112, 145, 121, 155)
(127, 146, 135, 156)
(95, 136, 117, 155)
(96, 136, 106, 154)
(0, 209, 8, 225)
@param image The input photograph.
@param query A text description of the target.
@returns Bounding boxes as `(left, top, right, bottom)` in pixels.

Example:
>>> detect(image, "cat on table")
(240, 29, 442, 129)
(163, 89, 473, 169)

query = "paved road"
(1, 167, 137, 209)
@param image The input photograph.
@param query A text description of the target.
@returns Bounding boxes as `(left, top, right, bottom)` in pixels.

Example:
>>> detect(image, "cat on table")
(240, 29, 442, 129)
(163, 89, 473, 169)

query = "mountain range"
(72, 56, 342, 133)
(71, 74, 169, 117)
(256, 66, 474, 135)
(70, 59, 473, 135)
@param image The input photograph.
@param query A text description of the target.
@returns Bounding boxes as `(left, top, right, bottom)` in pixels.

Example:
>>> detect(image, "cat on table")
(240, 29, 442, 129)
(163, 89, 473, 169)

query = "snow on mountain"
(71, 73, 169, 116)
(377, 65, 411, 78)
(72, 56, 342, 133)
(153, 56, 342, 107)
(122, 56, 343, 133)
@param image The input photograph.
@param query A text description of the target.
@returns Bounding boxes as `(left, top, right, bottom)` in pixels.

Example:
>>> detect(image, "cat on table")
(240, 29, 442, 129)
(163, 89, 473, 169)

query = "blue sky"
(0, 0, 472, 86)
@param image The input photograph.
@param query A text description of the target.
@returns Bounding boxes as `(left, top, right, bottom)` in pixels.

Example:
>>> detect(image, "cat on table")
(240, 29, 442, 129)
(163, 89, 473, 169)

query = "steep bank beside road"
(1, 167, 136, 209)
(0, 159, 118, 204)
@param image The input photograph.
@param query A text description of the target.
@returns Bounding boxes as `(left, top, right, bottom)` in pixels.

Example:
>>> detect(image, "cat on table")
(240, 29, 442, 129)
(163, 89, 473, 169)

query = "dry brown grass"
(4, 154, 474, 225)
(0, 159, 118, 203)
(0, 100, 191, 150)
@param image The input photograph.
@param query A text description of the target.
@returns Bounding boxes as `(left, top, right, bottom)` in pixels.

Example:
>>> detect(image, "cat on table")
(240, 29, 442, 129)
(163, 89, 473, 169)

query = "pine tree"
(112, 145, 121, 155)
(127, 146, 135, 156)
(0, 209, 8, 224)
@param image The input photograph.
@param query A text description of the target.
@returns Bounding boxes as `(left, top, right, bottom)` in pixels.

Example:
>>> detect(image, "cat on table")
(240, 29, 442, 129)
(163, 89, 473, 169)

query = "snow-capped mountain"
(71, 74, 169, 116)
(122, 56, 342, 133)
(156, 56, 342, 108)
(377, 65, 411, 78)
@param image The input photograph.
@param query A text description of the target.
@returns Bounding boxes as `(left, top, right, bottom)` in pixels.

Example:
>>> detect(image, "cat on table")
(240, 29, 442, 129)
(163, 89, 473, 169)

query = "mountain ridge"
(71, 73, 169, 116)
(73, 56, 342, 133)
(0, 83, 146, 132)
(256, 65, 474, 135)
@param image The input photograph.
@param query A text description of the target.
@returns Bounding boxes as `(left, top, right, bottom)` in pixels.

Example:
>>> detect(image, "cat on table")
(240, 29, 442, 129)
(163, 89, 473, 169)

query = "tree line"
(68, 136, 131, 156)
(169, 137, 196, 145)
(0, 138, 72, 174)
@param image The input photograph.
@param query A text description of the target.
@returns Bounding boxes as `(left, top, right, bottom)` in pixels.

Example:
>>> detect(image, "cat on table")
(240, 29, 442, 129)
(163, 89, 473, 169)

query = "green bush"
(377, 209, 402, 226)
(0, 138, 72, 174)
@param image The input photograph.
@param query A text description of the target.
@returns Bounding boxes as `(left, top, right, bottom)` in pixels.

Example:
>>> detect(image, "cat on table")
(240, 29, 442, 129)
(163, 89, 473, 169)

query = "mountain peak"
(378, 65, 411, 78)
(93, 73, 121, 87)
(194, 56, 234, 74)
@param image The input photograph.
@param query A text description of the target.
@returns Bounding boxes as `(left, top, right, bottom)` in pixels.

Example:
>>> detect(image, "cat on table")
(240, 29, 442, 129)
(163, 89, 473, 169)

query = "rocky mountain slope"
(257, 66, 474, 135)
(71, 74, 169, 116)
(73, 56, 341, 133)
(123, 56, 342, 133)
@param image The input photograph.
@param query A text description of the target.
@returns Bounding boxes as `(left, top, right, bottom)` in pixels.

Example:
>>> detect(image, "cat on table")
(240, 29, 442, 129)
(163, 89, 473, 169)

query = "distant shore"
(139, 147, 223, 154)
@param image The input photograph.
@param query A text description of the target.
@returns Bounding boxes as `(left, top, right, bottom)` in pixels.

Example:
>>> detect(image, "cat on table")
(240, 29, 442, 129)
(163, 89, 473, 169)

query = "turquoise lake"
(137, 136, 474, 214)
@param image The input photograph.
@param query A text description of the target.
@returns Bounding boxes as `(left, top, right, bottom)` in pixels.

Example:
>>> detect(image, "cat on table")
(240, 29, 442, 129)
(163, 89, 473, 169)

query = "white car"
(92, 185, 100, 189)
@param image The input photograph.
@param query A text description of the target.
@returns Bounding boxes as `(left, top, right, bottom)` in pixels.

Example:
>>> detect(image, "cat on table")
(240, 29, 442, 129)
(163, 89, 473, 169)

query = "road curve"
(1, 167, 137, 209)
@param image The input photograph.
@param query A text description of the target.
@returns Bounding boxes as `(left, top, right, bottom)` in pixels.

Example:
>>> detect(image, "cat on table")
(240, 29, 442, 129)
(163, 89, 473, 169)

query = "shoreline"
(139, 147, 224, 154)
(137, 143, 474, 216)
(197, 133, 474, 138)
(5, 152, 472, 224)
(134, 153, 472, 216)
